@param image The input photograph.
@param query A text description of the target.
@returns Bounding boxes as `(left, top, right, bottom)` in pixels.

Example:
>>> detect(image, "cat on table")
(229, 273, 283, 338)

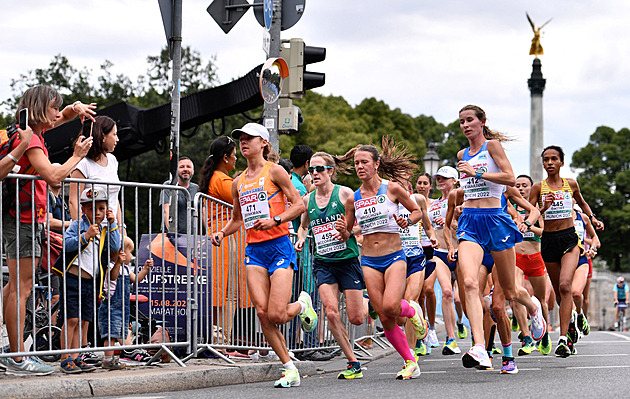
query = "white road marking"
(603, 331, 630, 341)
(567, 365, 630, 370)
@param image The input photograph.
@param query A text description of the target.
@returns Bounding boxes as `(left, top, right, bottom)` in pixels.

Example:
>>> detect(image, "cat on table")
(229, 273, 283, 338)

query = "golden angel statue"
(527, 13, 552, 57)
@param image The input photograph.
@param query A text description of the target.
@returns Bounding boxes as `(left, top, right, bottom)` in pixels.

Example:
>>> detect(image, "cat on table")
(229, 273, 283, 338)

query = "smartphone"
(82, 118, 93, 137)
(19, 108, 28, 130)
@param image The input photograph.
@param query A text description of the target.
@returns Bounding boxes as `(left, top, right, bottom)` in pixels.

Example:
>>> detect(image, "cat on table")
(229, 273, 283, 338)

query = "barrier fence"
(0, 174, 378, 369)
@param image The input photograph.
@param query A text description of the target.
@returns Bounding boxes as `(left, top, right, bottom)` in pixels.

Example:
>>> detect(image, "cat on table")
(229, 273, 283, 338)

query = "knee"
(503, 288, 516, 302)
(491, 303, 506, 319)
(442, 288, 453, 302)
(462, 277, 478, 293)
(382, 301, 400, 318)
(558, 281, 572, 296)
(349, 313, 364, 326)
(425, 287, 435, 297)
(571, 289, 582, 301)
(325, 306, 341, 325)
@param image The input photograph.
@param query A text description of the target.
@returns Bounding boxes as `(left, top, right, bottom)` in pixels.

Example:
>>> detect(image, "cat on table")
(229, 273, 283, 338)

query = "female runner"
(212, 123, 316, 388)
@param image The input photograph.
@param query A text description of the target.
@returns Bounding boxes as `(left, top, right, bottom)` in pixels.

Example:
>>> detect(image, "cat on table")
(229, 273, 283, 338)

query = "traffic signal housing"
(280, 38, 326, 99)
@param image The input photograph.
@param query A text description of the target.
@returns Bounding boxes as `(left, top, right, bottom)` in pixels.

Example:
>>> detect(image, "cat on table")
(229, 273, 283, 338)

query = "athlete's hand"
(454, 205, 464, 219)
(394, 214, 408, 229)
(542, 193, 554, 210)
(211, 231, 224, 246)
(295, 237, 305, 252)
(447, 248, 457, 263)
(253, 218, 275, 231)
(434, 216, 445, 227)
(517, 222, 529, 233)
(457, 161, 474, 177)
(591, 217, 604, 231)
(430, 235, 439, 249)
(334, 215, 347, 234)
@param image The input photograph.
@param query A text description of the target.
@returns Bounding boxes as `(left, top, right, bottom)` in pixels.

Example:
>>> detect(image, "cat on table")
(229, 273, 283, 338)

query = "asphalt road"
(98, 330, 630, 399)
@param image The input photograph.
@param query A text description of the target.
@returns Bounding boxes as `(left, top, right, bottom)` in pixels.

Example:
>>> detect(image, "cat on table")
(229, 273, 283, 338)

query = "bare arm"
(570, 179, 604, 230)
(68, 169, 86, 220)
(295, 194, 311, 252)
(27, 136, 92, 187)
(211, 178, 244, 245)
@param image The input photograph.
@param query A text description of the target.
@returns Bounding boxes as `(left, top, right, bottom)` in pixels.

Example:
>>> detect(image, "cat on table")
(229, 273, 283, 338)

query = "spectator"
(52, 187, 121, 373)
(289, 145, 313, 232)
(160, 157, 198, 234)
(198, 137, 244, 345)
(69, 115, 121, 226)
(0, 85, 93, 376)
(278, 158, 293, 175)
(99, 237, 154, 369)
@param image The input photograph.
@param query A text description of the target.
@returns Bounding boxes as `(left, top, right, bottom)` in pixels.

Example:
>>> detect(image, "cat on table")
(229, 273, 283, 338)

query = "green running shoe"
(555, 340, 571, 358)
(518, 340, 536, 356)
(395, 360, 420, 380)
(577, 313, 590, 335)
(409, 301, 428, 340)
(539, 333, 552, 355)
(274, 368, 301, 388)
(363, 289, 379, 320)
(338, 362, 363, 379)
(298, 291, 318, 333)
(457, 322, 468, 339)
(492, 343, 502, 355)
(415, 340, 429, 356)
(442, 338, 461, 355)
(511, 316, 519, 332)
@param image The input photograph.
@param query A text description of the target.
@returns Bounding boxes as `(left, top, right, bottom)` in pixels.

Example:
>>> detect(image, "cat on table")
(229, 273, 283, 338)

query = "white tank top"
(460, 141, 504, 201)
(354, 180, 400, 235)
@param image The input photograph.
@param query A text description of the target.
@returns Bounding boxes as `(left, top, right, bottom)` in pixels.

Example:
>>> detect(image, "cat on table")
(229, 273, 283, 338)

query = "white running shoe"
(426, 329, 439, 348)
(529, 296, 547, 341)
(462, 345, 492, 369)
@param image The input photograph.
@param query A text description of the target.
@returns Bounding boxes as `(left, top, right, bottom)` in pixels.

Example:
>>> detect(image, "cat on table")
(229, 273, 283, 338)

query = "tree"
(571, 126, 630, 271)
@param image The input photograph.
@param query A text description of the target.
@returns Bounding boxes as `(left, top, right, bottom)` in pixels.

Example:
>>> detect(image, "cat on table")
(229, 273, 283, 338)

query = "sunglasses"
(308, 165, 332, 174)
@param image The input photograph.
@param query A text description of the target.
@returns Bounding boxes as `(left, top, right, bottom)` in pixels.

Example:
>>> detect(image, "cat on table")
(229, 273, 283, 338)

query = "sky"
(2, 0, 629, 179)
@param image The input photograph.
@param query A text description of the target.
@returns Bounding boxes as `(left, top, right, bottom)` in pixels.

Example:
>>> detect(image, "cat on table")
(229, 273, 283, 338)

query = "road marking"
(563, 353, 627, 358)
(518, 368, 542, 371)
(567, 365, 630, 370)
(578, 340, 630, 344)
(381, 371, 447, 375)
(604, 331, 630, 341)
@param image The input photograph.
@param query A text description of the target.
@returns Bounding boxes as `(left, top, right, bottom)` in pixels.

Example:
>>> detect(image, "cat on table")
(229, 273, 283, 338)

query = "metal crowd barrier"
(0, 174, 193, 367)
(0, 173, 382, 370)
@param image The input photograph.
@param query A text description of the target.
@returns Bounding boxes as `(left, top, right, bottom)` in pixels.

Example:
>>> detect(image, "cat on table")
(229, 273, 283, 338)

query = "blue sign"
(264, 0, 273, 31)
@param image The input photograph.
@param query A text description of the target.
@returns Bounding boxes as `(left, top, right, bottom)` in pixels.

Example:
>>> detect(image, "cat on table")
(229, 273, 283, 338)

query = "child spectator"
(52, 186, 121, 373)
(100, 236, 154, 368)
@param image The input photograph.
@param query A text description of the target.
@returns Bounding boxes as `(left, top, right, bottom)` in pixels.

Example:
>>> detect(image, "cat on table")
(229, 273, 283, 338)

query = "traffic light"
(280, 38, 326, 99)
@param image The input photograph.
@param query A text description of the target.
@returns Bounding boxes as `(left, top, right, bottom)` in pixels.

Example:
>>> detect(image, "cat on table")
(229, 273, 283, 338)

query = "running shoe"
(492, 343, 502, 355)
(442, 338, 461, 355)
(539, 333, 552, 355)
(462, 345, 492, 369)
(274, 368, 300, 388)
(298, 291, 318, 333)
(426, 329, 439, 348)
(81, 346, 102, 367)
(5, 356, 56, 376)
(518, 340, 536, 356)
(415, 340, 429, 356)
(457, 322, 468, 339)
(338, 362, 363, 379)
(501, 357, 518, 374)
(577, 313, 590, 336)
(121, 348, 153, 365)
(408, 301, 428, 340)
(529, 296, 547, 341)
(511, 316, 519, 332)
(363, 289, 379, 320)
(395, 360, 420, 380)
(567, 340, 577, 355)
(555, 339, 571, 358)
(102, 356, 126, 370)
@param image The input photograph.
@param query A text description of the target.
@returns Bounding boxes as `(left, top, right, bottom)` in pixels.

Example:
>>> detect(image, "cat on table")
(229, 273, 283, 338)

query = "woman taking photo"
(211, 123, 315, 388)
(338, 137, 427, 380)
(1, 85, 93, 376)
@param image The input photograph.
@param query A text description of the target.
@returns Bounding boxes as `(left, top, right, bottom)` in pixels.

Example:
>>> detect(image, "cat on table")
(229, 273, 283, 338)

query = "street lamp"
(422, 142, 440, 176)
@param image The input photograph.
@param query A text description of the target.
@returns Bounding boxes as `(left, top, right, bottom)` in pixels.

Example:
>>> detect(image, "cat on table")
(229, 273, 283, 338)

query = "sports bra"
(354, 179, 400, 235)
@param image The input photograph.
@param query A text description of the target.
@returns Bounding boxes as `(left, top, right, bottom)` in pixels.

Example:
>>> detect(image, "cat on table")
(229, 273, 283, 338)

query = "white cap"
(231, 123, 270, 141)
(433, 166, 458, 180)
(80, 186, 108, 204)
(618, 276, 625, 283)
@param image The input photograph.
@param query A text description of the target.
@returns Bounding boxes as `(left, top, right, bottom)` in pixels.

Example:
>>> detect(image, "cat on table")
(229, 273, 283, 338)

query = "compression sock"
(502, 343, 513, 358)
(398, 299, 415, 318)
(384, 328, 415, 361)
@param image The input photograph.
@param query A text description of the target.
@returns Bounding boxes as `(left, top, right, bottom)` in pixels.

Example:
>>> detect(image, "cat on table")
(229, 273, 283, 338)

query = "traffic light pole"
(168, 0, 182, 232)
(262, 0, 282, 153)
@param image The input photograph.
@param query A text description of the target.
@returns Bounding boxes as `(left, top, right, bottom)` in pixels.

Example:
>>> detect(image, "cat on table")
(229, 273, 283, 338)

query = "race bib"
(428, 199, 447, 230)
(398, 207, 420, 247)
(355, 195, 389, 234)
(462, 162, 490, 200)
(522, 230, 536, 239)
(544, 191, 573, 220)
(240, 191, 270, 229)
(312, 222, 346, 255)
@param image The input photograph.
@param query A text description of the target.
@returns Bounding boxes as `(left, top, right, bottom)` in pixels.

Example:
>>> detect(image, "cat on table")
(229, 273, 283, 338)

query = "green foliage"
(572, 126, 630, 271)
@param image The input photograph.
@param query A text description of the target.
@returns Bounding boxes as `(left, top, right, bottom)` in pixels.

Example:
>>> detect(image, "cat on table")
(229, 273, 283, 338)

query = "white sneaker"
(529, 296, 547, 341)
(259, 351, 280, 362)
(462, 345, 492, 369)
(427, 329, 439, 348)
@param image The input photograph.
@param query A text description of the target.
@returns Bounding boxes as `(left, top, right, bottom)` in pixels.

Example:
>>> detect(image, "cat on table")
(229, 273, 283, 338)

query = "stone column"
(528, 58, 546, 183)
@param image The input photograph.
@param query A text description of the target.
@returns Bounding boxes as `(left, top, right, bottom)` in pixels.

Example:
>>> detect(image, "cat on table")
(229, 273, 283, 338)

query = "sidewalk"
(0, 344, 397, 399)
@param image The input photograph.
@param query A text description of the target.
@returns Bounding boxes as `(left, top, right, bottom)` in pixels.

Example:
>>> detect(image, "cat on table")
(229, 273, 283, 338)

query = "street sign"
(262, 29, 271, 55)
(158, 0, 173, 51)
(253, 0, 305, 31)
(207, 0, 250, 34)
(263, 0, 273, 31)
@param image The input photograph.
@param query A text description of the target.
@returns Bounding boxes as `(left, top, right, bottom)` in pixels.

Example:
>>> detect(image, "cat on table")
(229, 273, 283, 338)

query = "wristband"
(72, 101, 81, 113)
(7, 154, 18, 163)
(475, 169, 484, 179)
(588, 213, 596, 220)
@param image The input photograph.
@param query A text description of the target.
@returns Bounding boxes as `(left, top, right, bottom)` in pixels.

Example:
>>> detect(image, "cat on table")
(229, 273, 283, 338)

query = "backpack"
(0, 124, 36, 214)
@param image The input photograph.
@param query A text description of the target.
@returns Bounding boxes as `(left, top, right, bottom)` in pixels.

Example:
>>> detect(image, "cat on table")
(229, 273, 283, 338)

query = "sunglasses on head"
(308, 165, 332, 174)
